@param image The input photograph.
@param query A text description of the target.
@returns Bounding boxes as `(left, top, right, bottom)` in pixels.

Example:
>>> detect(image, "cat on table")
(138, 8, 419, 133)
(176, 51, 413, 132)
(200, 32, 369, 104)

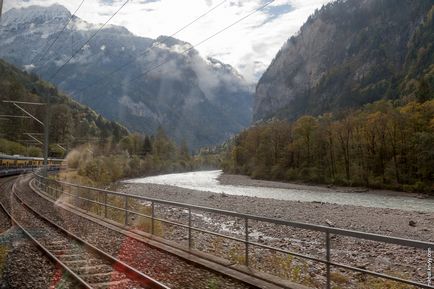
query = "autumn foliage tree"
(223, 100, 434, 194)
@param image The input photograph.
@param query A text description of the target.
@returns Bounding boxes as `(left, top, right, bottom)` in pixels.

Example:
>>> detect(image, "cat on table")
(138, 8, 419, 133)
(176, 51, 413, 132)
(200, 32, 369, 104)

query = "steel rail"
(0, 178, 91, 289)
(8, 178, 170, 289)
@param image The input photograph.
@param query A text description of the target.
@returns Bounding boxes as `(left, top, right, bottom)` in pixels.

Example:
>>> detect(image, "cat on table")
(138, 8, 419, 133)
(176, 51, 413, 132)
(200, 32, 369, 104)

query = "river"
(124, 170, 434, 212)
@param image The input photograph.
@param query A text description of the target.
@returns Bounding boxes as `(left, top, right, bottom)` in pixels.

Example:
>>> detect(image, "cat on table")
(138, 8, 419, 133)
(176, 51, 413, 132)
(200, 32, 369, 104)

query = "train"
(0, 153, 64, 177)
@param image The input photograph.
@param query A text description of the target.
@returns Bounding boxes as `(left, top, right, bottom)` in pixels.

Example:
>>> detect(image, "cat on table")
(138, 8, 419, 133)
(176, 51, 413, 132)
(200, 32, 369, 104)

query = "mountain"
(0, 58, 129, 156)
(254, 0, 434, 121)
(0, 4, 252, 149)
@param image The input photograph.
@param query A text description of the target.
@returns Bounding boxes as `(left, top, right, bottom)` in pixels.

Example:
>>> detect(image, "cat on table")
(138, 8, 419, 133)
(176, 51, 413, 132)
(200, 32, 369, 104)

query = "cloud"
(3, 0, 333, 83)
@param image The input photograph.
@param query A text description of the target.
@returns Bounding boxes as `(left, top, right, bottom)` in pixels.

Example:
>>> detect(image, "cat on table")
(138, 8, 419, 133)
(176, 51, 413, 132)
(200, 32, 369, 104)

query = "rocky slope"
(254, 0, 434, 121)
(0, 4, 252, 149)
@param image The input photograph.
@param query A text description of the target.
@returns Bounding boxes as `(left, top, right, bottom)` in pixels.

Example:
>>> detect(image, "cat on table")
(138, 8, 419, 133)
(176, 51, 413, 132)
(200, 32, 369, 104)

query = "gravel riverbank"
(219, 174, 427, 197)
(121, 174, 434, 241)
(120, 173, 434, 288)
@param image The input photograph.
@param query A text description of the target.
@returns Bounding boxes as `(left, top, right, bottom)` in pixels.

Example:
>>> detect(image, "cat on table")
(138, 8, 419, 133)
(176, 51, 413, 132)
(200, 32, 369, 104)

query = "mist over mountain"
(254, 0, 434, 121)
(0, 4, 253, 149)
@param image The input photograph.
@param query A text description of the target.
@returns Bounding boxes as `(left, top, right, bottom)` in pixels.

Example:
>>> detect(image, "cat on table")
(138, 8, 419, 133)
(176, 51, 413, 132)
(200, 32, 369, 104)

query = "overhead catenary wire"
(31, 0, 86, 68)
(47, 0, 130, 82)
(74, 0, 275, 96)
(74, 0, 228, 95)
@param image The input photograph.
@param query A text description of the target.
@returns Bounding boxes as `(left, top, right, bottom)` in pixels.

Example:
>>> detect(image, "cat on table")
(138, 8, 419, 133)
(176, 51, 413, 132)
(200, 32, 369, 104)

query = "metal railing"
(33, 173, 434, 289)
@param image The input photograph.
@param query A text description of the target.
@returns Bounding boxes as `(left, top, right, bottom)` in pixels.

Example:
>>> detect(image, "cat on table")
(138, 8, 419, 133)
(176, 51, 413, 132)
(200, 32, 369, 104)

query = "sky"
(2, 0, 333, 83)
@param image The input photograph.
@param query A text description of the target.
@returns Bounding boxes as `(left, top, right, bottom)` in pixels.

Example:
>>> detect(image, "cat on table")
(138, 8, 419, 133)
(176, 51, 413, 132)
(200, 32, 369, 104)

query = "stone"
(356, 262, 370, 270)
(325, 219, 335, 227)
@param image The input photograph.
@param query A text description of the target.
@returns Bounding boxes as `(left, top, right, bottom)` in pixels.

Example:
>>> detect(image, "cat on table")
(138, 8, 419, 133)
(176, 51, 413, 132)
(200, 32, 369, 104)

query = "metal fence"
(34, 173, 434, 289)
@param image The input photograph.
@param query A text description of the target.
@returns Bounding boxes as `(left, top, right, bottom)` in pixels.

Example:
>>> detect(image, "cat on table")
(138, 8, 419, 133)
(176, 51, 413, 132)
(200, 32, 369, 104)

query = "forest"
(223, 100, 434, 194)
(0, 59, 128, 157)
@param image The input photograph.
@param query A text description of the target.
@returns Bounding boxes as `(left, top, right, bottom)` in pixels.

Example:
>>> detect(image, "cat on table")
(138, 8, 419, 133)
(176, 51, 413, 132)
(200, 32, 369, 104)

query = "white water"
(125, 170, 434, 212)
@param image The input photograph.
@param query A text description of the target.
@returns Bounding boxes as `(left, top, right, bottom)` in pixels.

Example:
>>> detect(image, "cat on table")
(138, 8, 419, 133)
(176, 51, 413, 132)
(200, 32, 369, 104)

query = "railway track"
(0, 176, 170, 289)
(0, 177, 14, 232)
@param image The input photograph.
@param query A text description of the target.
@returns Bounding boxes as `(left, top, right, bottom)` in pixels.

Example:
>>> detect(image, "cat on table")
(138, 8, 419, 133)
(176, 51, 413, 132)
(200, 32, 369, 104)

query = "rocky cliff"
(254, 0, 434, 121)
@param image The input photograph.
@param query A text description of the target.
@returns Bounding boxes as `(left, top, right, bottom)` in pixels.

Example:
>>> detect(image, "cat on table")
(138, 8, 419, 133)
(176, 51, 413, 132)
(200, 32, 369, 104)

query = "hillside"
(0, 4, 252, 149)
(254, 0, 434, 121)
(0, 58, 128, 156)
(224, 0, 434, 193)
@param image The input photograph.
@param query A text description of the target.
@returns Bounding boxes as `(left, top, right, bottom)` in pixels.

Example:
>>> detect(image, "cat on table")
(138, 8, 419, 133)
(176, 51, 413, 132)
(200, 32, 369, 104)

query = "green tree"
(143, 135, 153, 155)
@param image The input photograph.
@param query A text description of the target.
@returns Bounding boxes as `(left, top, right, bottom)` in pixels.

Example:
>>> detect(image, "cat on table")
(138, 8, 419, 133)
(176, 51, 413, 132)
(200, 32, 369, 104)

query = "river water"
(125, 170, 434, 212)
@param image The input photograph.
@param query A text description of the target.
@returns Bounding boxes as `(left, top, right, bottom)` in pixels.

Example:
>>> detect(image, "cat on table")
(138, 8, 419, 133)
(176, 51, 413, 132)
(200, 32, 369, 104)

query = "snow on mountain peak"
(3, 4, 71, 25)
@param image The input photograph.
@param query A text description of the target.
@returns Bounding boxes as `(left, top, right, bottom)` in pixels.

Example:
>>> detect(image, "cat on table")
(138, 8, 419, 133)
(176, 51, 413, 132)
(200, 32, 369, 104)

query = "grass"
(207, 278, 221, 289)
(0, 245, 8, 278)
(43, 175, 166, 237)
(359, 273, 419, 289)
(330, 271, 350, 289)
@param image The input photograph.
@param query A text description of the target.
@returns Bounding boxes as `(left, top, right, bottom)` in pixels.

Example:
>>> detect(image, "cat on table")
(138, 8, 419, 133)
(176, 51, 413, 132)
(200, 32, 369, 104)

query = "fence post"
(97, 191, 101, 216)
(326, 231, 331, 289)
(75, 188, 79, 208)
(188, 208, 192, 249)
(86, 188, 90, 211)
(104, 191, 108, 218)
(151, 201, 155, 235)
(245, 217, 249, 267)
(125, 195, 129, 226)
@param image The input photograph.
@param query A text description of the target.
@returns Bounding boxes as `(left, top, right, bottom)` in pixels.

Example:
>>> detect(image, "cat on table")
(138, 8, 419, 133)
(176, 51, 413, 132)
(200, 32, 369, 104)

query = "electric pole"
(2, 100, 48, 175)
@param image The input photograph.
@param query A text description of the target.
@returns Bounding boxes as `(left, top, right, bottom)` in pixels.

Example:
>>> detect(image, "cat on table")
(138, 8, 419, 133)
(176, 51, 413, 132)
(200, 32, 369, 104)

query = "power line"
(31, 0, 86, 68)
(74, 0, 227, 95)
(47, 0, 130, 82)
(74, 0, 274, 97)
